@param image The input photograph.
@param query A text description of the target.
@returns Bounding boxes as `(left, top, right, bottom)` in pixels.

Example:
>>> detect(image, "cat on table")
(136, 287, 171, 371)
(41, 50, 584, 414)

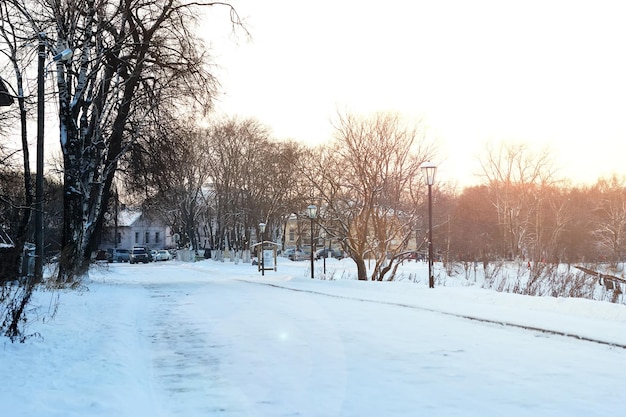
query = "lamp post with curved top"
(420, 162, 437, 288)
(259, 222, 266, 276)
(307, 205, 317, 279)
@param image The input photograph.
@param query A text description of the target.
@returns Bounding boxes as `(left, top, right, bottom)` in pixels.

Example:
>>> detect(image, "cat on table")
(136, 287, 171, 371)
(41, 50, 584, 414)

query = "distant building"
(99, 209, 174, 250)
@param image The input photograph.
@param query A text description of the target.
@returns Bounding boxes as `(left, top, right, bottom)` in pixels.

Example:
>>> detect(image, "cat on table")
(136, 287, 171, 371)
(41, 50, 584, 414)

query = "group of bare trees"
(119, 111, 437, 282)
(447, 143, 626, 269)
(29, 102, 626, 284)
(125, 116, 307, 253)
(0, 0, 244, 283)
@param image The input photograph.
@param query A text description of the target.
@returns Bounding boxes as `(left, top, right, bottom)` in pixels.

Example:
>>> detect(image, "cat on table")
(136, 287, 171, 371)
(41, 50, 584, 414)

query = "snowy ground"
(2, 257, 626, 416)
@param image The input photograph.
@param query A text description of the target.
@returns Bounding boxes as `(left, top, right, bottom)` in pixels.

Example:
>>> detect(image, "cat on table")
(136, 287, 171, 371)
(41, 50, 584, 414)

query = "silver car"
(129, 247, 150, 264)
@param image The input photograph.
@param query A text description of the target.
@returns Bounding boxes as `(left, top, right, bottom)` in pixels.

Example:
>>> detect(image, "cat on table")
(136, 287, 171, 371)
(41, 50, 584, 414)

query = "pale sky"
(201, 0, 626, 187)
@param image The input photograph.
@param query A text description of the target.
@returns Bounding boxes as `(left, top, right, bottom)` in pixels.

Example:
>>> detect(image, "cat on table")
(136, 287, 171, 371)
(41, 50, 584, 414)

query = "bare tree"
(0, 0, 37, 282)
(0, 1, 42, 340)
(590, 175, 626, 266)
(479, 141, 558, 261)
(537, 185, 572, 263)
(306, 111, 435, 281)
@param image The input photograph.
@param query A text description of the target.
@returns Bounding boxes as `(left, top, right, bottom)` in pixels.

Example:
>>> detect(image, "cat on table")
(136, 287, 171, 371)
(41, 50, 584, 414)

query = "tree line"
(448, 142, 626, 268)
(120, 111, 436, 282)
(120, 116, 626, 280)
(3, 108, 626, 282)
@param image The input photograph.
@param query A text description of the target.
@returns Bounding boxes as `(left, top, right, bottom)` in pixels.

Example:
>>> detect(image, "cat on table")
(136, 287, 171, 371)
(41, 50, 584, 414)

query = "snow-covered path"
(3, 261, 626, 416)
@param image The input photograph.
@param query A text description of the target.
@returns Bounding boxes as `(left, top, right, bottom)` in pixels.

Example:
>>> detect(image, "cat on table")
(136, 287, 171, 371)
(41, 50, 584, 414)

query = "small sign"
(263, 249, 274, 268)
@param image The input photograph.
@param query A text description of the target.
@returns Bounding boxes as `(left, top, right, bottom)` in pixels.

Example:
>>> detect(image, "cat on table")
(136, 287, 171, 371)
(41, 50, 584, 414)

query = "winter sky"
(201, 0, 626, 187)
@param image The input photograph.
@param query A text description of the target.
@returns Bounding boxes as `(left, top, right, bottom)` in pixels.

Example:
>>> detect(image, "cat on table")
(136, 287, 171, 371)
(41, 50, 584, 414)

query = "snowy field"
(2, 257, 626, 416)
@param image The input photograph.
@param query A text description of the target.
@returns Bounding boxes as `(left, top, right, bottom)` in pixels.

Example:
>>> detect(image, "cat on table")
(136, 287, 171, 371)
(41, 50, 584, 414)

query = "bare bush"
(481, 260, 505, 289)
(481, 261, 625, 305)
(1, 281, 37, 342)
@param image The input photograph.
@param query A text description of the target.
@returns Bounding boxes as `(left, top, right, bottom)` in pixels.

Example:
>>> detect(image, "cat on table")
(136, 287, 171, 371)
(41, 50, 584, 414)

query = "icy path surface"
(3, 261, 626, 416)
(124, 266, 626, 416)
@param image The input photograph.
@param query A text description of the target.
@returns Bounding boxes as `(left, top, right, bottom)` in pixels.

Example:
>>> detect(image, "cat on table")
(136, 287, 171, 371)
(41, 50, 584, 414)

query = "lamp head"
(307, 205, 317, 219)
(420, 162, 437, 186)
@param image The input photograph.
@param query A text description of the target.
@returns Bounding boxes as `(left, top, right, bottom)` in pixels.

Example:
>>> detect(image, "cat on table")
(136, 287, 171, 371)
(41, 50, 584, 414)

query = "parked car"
(107, 248, 130, 263)
(315, 248, 344, 260)
(284, 248, 309, 261)
(154, 249, 172, 261)
(129, 247, 150, 264)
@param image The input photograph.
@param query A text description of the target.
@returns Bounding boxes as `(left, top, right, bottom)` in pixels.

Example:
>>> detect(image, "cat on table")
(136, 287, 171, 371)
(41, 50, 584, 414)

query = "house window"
(145, 232, 150, 244)
(155, 232, 160, 243)
(117, 232, 121, 244)
(135, 232, 139, 244)
(289, 228, 295, 242)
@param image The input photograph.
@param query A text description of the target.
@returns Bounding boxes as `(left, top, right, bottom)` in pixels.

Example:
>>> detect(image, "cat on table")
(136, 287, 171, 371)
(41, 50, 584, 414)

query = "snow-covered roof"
(117, 209, 142, 227)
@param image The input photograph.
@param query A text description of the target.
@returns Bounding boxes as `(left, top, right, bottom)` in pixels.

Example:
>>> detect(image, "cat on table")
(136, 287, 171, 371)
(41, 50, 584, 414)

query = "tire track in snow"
(238, 279, 626, 350)
(142, 284, 233, 416)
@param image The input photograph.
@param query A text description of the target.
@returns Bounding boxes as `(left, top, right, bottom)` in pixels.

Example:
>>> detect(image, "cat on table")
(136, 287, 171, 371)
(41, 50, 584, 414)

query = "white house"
(99, 209, 174, 250)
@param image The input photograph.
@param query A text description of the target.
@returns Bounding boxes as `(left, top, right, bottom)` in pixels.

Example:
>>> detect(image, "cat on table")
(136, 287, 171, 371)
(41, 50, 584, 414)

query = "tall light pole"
(259, 222, 266, 276)
(307, 205, 317, 279)
(421, 162, 437, 288)
(34, 33, 73, 280)
(34, 33, 46, 280)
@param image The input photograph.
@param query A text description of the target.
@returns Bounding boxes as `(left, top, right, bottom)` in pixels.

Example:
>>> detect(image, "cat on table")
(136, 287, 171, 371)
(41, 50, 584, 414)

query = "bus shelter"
(251, 241, 280, 275)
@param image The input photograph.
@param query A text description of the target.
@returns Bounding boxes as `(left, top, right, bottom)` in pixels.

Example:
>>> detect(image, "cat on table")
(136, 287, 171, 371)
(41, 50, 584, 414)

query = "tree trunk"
(58, 170, 90, 281)
(354, 255, 368, 281)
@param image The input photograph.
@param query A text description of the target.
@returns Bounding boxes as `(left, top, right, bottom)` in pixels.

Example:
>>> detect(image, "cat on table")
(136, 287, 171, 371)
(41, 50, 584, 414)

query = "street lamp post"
(259, 222, 266, 276)
(34, 34, 46, 280)
(323, 239, 328, 275)
(307, 205, 317, 279)
(421, 162, 437, 288)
